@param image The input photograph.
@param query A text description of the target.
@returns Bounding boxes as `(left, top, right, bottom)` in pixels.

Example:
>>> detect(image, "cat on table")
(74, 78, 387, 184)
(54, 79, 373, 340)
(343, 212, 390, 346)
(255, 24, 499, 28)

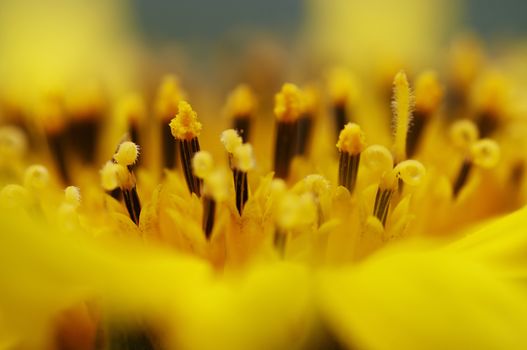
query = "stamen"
(328, 68, 358, 139)
(65, 84, 104, 164)
(336, 123, 366, 193)
(220, 128, 243, 167)
(156, 76, 185, 169)
(100, 161, 122, 200)
(372, 160, 425, 226)
(118, 94, 146, 144)
(64, 186, 81, 208)
(406, 71, 443, 157)
(471, 71, 508, 137)
(295, 85, 319, 156)
(232, 143, 255, 214)
(113, 141, 141, 225)
(450, 120, 500, 198)
(192, 151, 227, 239)
(225, 84, 256, 142)
(392, 70, 413, 164)
(273, 83, 303, 179)
(170, 101, 203, 196)
(24, 164, 50, 191)
(38, 96, 70, 183)
(274, 192, 317, 256)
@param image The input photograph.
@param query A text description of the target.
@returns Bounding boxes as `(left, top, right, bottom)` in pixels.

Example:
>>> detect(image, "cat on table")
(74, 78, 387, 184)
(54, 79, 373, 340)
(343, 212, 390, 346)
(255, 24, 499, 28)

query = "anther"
(113, 141, 141, 225)
(273, 83, 303, 179)
(170, 101, 203, 196)
(471, 71, 508, 137)
(155, 75, 185, 169)
(225, 84, 256, 142)
(406, 71, 443, 157)
(336, 123, 366, 193)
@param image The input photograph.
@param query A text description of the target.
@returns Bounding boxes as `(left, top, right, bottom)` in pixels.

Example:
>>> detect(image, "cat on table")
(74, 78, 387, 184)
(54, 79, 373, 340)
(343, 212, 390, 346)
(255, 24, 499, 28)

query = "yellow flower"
(1, 4, 527, 348)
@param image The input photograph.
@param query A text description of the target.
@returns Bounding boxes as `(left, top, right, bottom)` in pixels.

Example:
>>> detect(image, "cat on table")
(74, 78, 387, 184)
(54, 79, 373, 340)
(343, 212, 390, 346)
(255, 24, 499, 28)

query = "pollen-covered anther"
(220, 129, 243, 155)
(337, 123, 366, 193)
(113, 141, 140, 167)
(170, 101, 202, 140)
(274, 83, 303, 122)
(24, 165, 50, 190)
(470, 139, 500, 168)
(337, 123, 366, 155)
(392, 70, 414, 164)
(276, 193, 317, 231)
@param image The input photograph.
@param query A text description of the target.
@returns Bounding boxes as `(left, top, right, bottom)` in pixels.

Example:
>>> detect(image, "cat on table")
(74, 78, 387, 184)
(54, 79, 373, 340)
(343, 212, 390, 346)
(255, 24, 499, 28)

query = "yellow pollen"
(336, 123, 366, 155)
(24, 165, 49, 190)
(220, 129, 243, 154)
(192, 151, 214, 179)
(392, 70, 413, 163)
(394, 160, 426, 186)
(114, 141, 140, 166)
(233, 143, 256, 172)
(274, 83, 303, 122)
(297, 174, 330, 196)
(225, 84, 256, 118)
(100, 161, 120, 191)
(414, 70, 443, 114)
(170, 101, 202, 140)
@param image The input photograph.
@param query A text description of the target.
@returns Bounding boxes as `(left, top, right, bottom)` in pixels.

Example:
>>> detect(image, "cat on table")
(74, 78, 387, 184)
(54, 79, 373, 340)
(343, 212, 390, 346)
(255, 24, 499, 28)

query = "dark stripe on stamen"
(453, 159, 473, 198)
(232, 117, 251, 142)
(406, 110, 428, 158)
(233, 169, 248, 215)
(476, 112, 498, 138)
(333, 104, 348, 140)
(338, 152, 361, 193)
(202, 196, 216, 239)
(68, 118, 100, 164)
(296, 114, 313, 156)
(273, 121, 298, 179)
(162, 124, 177, 169)
(122, 186, 141, 225)
(47, 131, 70, 184)
(178, 137, 202, 196)
(373, 188, 393, 226)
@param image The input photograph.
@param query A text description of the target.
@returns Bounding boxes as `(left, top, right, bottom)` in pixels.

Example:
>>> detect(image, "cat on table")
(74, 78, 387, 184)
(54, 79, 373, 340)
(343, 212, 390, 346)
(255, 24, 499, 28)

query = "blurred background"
(1, 0, 526, 101)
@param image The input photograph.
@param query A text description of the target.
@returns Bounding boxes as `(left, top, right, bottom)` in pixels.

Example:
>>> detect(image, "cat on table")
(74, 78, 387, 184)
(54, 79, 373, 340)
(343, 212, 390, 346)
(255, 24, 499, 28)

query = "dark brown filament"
(233, 169, 248, 215)
(338, 152, 361, 194)
(453, 159, 473, 198)
(68, 118, 100, 164)
(47, 131, 70, 184)
(162, 124, 177, 169)
(406, 110, 428, 158)
(333, 104, 348, 140)
(178, 137, 202, 196)
(122, 185, 141, 225)
(202, 195, 216, 239)
(373, 188, 393, 226)
(296, 114, 313, 156)
(232, 117, 251, 143)
(273, 120, 298, 179)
